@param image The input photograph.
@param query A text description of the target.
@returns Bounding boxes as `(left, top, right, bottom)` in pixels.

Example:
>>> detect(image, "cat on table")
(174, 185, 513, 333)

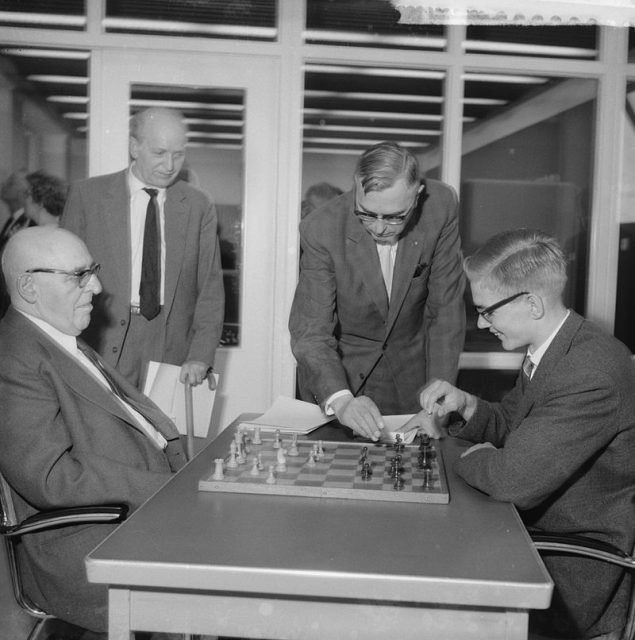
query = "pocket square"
(413, 262, 428, 277)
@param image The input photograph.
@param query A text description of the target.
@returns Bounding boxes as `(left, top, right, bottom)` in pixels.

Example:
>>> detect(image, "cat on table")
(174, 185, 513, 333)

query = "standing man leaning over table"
(62, 107, 224, 390)
(289, 141, 465, 441)
(412, 228, 635, 640)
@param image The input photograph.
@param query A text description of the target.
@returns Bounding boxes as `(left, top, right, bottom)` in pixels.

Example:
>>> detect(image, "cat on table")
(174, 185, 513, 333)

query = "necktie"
(77, 341, 129, 404)
(377, 242, 394, 300)
(522, 354, 535, 381)
(77, 341, 167, 449)
(140, 188, 160, 320)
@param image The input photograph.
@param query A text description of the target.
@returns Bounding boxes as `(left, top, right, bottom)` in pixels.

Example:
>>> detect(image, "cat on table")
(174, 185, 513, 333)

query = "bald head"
(3, 227, 102, 335)
(129, 108, 187, 188)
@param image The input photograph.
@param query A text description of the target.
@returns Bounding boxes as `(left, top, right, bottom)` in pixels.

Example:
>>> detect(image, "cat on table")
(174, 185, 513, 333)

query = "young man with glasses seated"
(411, 228, 635, 640)
(289, 141, 465, 440)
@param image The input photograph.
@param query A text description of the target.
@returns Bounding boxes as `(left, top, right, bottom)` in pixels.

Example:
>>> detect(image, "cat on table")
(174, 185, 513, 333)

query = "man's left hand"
(180, 361, 216, 389)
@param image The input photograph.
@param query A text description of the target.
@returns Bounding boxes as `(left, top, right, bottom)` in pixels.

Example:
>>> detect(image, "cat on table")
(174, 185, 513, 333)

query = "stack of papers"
(239, 396, 334, 435)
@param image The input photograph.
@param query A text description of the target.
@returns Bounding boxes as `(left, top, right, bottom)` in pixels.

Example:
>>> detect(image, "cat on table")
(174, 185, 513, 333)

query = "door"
(89, 48, 281, 434)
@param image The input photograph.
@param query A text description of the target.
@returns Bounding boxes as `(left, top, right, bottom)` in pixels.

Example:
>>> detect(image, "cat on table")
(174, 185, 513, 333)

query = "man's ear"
(16, 273, 37, 304)
(129, 136, 139, 161)
(527, 293, 545, 319)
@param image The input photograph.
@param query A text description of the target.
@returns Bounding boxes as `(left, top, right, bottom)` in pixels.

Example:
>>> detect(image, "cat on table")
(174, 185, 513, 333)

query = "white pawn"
(266, 464, 277, 484)
(276, 448, 287, 472)
(257, 452, 264, 470)
(273, 429, 281, 449)
(287, 433, 299, 457)
(317, 440, 325, 459)
(252, 427, 262, 445)
(226, 451, 238, 469)
(212, 458, 224, 480)
(306, 450, 317, 467)
(250, 456, 260, 476)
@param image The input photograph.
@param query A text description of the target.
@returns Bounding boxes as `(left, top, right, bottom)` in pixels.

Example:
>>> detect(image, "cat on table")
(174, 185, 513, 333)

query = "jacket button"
(112, 346, 118, 353)
(120, 319, 126, 326)
(359, 373, 365, 380)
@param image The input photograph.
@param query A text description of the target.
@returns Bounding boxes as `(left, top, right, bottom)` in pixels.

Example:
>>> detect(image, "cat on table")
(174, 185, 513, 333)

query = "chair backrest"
(0, 472, 51, 620)
(531, 532, 635, 640)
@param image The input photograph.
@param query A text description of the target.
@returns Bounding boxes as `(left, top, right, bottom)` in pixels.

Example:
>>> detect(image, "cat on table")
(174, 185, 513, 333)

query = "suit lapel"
(512, 312, 583, 426)
(102, 172, 132, 298)
(346, 213, 389, 318)
(163, 183, 188, 314)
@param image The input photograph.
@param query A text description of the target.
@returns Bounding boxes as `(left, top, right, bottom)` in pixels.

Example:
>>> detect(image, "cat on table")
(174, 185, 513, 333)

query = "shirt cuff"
(324, 390, 354, 415)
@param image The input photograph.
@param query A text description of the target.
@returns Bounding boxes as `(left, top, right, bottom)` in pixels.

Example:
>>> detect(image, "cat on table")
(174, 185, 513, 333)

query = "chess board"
(198, 431, 450, 504)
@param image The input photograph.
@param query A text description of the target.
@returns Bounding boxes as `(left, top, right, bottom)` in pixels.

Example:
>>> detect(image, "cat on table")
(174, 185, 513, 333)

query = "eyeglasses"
(26, 263, 101, 288)
(354, 190, 421, 226)
(476, 291, 529, 323)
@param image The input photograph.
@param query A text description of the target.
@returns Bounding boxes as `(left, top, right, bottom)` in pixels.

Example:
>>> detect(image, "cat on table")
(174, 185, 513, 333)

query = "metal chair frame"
(0, 471, 127, 638)
(531, 532, 635, 640)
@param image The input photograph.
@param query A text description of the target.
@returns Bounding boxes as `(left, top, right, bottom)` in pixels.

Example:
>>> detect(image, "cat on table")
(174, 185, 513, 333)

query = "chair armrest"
(0, 504, 128, 537)
(531, 532, 635, 570)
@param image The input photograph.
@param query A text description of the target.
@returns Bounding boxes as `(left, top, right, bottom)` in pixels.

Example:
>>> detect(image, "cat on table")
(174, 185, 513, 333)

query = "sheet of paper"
(143, 361, 218, 438)
(379, 414, 417, 444)
(239, 396, 334, 434)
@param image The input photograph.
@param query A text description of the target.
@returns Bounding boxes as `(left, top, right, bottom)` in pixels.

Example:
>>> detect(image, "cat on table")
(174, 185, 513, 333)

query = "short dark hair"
(464, 228, 568, 299)
(26, 171, 68, 218)
(354, 141, 419, 194)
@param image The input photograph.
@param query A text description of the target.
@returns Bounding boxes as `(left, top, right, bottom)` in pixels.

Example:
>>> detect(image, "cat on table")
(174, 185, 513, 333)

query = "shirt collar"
(128, 166, 165, 198)
(527, 309, 571, 367)
(16, 308, 79, 355)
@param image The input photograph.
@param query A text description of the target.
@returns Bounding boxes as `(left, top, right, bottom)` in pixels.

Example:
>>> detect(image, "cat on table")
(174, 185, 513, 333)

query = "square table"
(86, 415, 553, 639)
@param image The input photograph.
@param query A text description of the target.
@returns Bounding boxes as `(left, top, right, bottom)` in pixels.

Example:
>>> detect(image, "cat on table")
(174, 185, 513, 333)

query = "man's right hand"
(331, 395, 384, 441)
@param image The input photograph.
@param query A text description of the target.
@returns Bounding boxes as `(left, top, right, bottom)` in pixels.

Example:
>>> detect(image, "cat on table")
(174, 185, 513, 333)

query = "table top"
(86, 415, 553, 610)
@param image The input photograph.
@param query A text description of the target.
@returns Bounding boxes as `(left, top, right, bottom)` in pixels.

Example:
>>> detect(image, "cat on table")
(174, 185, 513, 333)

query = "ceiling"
(0, 1, 602, 155)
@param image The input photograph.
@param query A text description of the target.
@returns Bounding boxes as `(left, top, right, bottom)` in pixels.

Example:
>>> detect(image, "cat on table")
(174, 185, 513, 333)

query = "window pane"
(456, 74, 596, 353)
(130, 84, 244, 347)
(303, 64, 443, 157)
(465, 25, 597, 60)
(306, 0, 444, 50)
(615, 80, 635, 352)
(0, 0, 85, 30)
(105, 0, 277, 41)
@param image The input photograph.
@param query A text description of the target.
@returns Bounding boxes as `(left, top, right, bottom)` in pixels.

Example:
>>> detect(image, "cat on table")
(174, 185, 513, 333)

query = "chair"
(531, 532, 635, 640)
(0, 471, 128, 639)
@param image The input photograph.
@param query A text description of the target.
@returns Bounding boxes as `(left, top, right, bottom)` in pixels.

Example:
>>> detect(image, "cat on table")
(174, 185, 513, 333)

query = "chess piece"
(361, 461, 372, 480)
(273, 429, 281, 449)
(257, 452, 264, 470)
(317, 440, 324, 459)
(236, 443, 247, 464)
(288, 433, 299, 457)
(226, 450, 238, 469)
(276, 448, 287, 472)
(212, 458, 224, 480)
(266, 465, 277, 484)
(422, 467, 433, 489)
(252, 426, 262, 445)
(250, 456, 260, 476)
(393, 474, 405, 491)
(306, 451, 317, 467)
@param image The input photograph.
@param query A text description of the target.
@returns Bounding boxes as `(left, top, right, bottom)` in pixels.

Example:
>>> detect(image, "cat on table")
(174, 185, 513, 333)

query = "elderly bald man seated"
(0, 227, 185, 637)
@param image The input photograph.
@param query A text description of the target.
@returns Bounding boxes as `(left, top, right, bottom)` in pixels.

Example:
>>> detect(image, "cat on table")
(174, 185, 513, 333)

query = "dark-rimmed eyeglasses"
(354, 189, 421, 226)
(476, 291, 529, 323)
(26, 263, 101, 288)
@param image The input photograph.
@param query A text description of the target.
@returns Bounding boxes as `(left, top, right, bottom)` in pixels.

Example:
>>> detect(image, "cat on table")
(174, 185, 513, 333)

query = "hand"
(331, 395, 384, 441)
(401, 410, 448, 440)
(180, 361, 216, 389)
(460, 442, 496, 458)
(419, 379, 477, 422)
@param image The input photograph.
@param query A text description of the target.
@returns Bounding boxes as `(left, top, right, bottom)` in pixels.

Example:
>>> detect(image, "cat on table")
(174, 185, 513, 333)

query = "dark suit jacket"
(61, 170, 224, 374)
(289, 180, 465, 414)
(0, 308, 186, 632)
(454, 312, 635, 637)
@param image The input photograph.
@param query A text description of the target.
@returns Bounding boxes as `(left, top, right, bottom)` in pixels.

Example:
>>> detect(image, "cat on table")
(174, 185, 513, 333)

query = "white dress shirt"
(128, 168, 166, 307)
(19, 310, 167, 449)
